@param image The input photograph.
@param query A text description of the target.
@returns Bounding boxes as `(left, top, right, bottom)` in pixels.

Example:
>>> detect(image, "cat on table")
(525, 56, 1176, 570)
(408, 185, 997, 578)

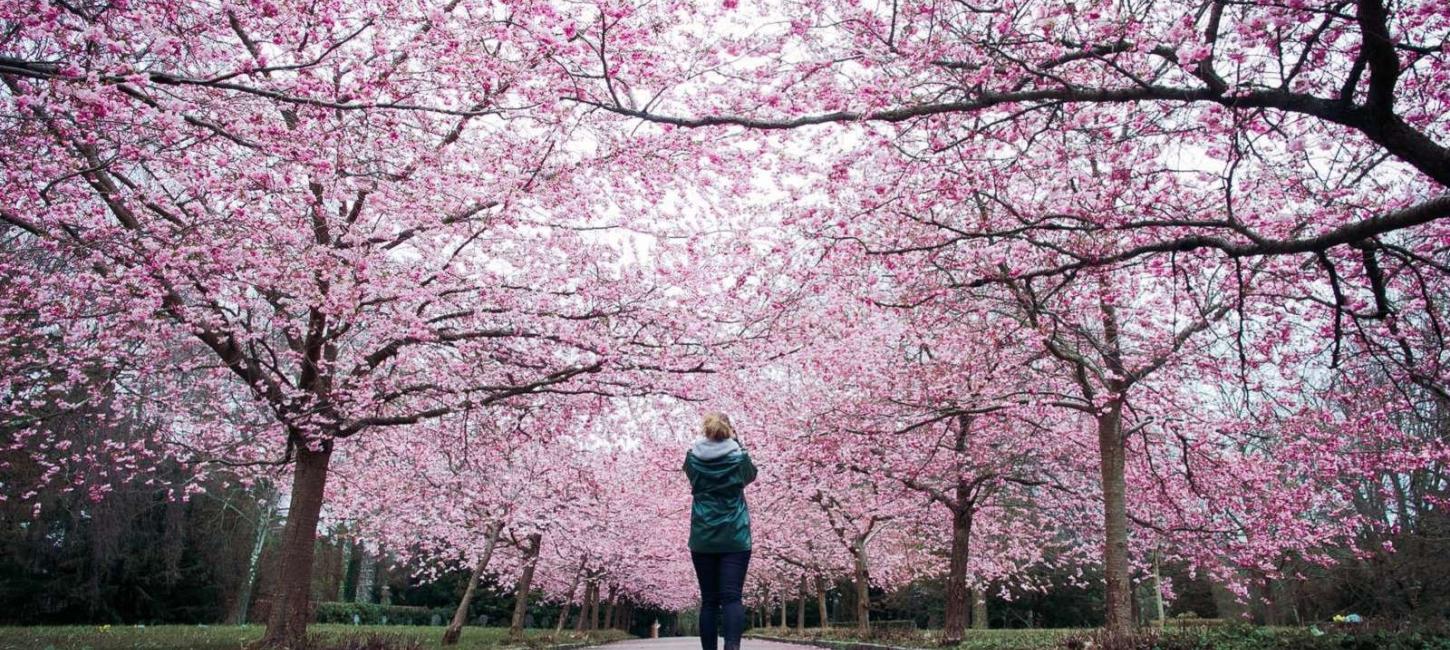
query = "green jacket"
(683, 439, 758, 553)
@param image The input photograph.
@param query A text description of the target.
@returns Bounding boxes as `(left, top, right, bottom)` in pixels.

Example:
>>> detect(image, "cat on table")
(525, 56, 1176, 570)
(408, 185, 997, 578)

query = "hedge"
(314, 602, 457, 626)
(1062, 624, 1450, 650)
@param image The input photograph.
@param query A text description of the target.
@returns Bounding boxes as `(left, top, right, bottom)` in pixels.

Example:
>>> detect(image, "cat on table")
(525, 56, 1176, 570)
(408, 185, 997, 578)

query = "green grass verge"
(749, 624, 1450, 650)
(0, 625, 633, 650)
(748, 627, 1071, 650)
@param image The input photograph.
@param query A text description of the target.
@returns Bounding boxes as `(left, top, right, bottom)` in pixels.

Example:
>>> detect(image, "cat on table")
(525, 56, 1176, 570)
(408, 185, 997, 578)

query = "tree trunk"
(1098, 400, 1132, 634)
(1261, 574, 1280, 626)
(780, 593, 788, 631)
(576, 580, 591, 631)
(604, 584, 617, 629)
(817, 577, 828, 629)
(797, 576, 807, 630)
(556, 560, 586, 635)
(443, 521, 503, 645)
(592, 586, 602, 630)
(509, 533, 543, 637)
(587, 578, 601, 630)
(335, 534, 351, 602)
(592, 580, 600, 629)
(257, 442, 333, 649)
(853, 545, 870, 634)
(971, 585, 987, 630)
(229, 492, 276, 625)
(341, 538, 361, 602)
(354, 552, 376, 603)
(1131, 581, 1143, 626)
(942, 505, 973, 644)
(1151, 552, 1165, 627)
(759, 585, 769, 630)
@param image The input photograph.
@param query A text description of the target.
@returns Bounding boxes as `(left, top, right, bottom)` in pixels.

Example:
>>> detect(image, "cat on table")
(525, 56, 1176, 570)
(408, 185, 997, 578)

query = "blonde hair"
(702, 412, 736, 442)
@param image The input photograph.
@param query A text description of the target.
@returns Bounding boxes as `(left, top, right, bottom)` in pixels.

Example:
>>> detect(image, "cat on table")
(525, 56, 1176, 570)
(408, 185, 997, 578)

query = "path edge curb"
(502, 634, 638, 650)
(745, 634, 920, 650)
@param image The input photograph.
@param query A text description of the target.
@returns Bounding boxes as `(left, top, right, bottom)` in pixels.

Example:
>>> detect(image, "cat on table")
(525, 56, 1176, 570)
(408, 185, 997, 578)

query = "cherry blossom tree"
(327, 400, 602, 644)
(0, 0, 728, 644)
(552, 0, 1449, 631)
(6, 0, 1450, 641)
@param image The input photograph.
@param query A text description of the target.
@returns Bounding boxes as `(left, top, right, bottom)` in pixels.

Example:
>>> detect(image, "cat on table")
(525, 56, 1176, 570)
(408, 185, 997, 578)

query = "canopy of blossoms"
(2, 0, 1447, 645)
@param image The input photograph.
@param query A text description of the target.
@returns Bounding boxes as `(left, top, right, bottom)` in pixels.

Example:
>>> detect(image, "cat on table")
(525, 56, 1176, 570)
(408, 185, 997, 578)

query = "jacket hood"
(690, 437, 741, 461)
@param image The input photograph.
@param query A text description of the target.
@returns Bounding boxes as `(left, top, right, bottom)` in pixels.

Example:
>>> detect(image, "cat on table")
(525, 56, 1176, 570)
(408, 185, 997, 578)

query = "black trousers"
(691, 550, 751, 650)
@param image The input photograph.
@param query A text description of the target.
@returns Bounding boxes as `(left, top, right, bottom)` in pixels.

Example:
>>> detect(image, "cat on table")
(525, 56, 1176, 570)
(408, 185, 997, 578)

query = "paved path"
(590, 637, 816, 650)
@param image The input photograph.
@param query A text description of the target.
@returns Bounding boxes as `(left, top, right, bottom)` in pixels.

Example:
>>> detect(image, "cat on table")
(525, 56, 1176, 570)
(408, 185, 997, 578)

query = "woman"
(684, 412, 758, 650)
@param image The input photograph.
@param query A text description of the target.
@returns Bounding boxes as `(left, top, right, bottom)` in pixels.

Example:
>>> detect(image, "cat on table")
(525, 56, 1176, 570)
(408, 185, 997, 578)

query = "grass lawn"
(748, 624, 1450, 650)
(748, 627, 1073, 650)
(0, 625, 633, 650)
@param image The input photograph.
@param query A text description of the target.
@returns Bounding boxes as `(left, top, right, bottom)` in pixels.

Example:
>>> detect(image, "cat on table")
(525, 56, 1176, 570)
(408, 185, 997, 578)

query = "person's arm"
(739, 450, 758, 486)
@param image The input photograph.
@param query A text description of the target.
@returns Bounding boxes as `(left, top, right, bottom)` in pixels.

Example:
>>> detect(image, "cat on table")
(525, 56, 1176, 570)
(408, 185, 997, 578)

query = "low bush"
(1164, 618, 1229, 628)
(748, 626, 1071, 650)
(314, 602, 456, 626)
(869, 619, 919, 641)
(750, 621, 1450, 650)
(315, 632, 425, 650)
(1059, 622, 1450, 650)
